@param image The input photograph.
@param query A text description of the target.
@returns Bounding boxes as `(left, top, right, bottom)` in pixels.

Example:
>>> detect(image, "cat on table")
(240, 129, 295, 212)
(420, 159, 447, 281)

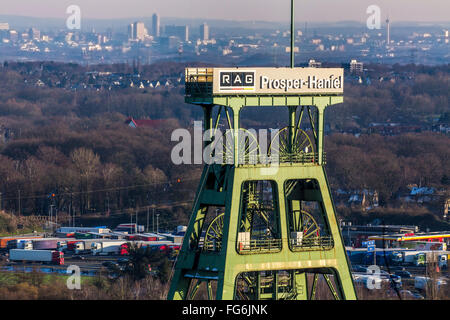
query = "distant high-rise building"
(0, 23, 9, 31)
(386, 16, 390, 45)
(21, 32, 29, 41)
(160, 36, 179, 50)
(152, 13, 160, 38)
(8, 30, 18, 42)
(128, 23, 134, 40)
(134, 21, 147, 41)
(200, 23, 209, 41)
(165, 25, 189, 42)
(128, 22, 147, 41)
(184, 25, 189, 42)
(350, 59, 363, 73)
(28, 27, 40, 41)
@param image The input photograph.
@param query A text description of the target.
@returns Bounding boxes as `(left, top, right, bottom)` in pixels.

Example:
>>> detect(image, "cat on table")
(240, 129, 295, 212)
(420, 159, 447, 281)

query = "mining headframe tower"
(168, 1, 357, 300)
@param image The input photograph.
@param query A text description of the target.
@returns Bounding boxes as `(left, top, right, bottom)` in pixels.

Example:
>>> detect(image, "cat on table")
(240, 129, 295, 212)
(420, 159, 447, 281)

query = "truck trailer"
(32, 238, 59, 250)
(0, 236, 43, 250)
(403, 251, 420, 265)
(57, 227, 111, 234)
(415, 276, 448, 291)
(91, 241, 127, 255)
(74, 240, 99, 254)
(137, 241, 182, 254)
(9, 249, 64, 265)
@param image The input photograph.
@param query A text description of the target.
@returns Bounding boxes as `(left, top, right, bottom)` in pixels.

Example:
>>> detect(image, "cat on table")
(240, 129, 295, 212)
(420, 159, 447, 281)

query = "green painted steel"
(168, 76, 356, 300)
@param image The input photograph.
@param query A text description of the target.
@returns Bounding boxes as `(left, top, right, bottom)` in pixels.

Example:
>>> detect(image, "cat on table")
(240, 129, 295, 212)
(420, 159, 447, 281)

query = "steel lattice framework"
(167, 67, 357, 300)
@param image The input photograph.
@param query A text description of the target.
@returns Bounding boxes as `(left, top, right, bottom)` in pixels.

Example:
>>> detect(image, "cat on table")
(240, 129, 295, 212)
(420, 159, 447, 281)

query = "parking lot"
(0, 251, 128, 277)
(351, 263, 449, 299)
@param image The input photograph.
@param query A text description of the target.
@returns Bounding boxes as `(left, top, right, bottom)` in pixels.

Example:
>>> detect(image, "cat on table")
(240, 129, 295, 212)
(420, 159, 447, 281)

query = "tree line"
(0, 61, 447, 226)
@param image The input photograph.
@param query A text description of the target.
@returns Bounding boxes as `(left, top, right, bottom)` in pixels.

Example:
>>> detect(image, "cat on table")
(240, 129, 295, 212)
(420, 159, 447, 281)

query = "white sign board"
(212, 67, 344, 95)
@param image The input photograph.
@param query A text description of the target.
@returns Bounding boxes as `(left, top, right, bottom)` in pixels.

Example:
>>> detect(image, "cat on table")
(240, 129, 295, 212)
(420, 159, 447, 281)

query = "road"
(0, 252, 127, 277)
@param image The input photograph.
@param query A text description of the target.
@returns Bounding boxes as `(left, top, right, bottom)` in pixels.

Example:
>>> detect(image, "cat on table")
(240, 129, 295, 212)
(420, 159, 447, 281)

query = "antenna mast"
(290, 0, 295, 68)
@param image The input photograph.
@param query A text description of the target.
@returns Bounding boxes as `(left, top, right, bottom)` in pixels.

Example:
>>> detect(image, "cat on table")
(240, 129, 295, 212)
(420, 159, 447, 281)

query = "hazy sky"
(1, 0, 449, 22)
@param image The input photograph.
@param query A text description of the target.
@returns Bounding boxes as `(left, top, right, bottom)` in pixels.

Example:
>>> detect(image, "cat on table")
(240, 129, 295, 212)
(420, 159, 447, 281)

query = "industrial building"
(340, 222, 418, 247)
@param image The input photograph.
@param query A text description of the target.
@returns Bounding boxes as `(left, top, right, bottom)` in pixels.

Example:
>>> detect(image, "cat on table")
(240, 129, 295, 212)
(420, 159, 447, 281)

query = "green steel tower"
(167, 67, 357, 300)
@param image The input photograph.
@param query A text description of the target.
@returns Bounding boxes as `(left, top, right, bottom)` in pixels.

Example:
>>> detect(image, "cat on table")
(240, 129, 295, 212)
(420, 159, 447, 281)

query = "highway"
(0, 252, 127, 277)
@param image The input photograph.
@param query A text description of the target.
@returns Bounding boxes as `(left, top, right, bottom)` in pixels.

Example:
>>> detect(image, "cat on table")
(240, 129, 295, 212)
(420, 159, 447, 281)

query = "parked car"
(102, 261, 119, 269)
(378, 270, 390, 277)
(400, 290, 424, 300)
(415, 276, 447, 291)
(395, 270, 412, 278)
(388, 274, 402, 289)
(352, 265, 367, 273)
(117, 257, 129, 264)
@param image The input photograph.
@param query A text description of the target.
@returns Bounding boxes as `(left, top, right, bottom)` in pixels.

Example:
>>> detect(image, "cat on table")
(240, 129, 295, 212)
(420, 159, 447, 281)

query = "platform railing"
(185, 68, 214, 96)
(222, 152, 325, 166)
(289, 236, 334, 251)
(237, 238, 283, 254)
(202, 239, 222, 252)
(202, 236, 334, 253)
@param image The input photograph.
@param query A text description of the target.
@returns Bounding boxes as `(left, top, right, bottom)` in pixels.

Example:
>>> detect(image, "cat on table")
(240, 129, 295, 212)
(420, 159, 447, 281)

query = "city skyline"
(0, 0, 449, 23)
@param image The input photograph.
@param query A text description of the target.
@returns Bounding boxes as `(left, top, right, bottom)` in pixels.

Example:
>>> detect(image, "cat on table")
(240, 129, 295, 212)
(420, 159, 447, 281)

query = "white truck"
(415, 276, 448, 291)
(57, 227, 111, 234)
(403, 251, 420, 265)
(57, 240, 68, 251)
(56, 238, 78, 252)
(389, 251, 404, 265)
(176, 225, 187, 234)
(7, 239, 33, 250)
(414, 251, 448, 269)
(9, 249, 64, 265)
(91, 241, 127, 256)
(398, 250, 448, 268)
(74, 240, 98, 254)
(20, 240, 33, 250)
(352, 273, 385, 289)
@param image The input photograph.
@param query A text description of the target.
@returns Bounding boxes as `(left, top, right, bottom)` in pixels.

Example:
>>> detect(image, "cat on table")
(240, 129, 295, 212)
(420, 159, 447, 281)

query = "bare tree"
(70, 148, 100, 213)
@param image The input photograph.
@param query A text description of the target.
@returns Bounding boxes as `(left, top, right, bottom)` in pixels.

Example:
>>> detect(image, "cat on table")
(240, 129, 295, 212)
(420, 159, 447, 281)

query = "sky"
(1, 0, 449, 22)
